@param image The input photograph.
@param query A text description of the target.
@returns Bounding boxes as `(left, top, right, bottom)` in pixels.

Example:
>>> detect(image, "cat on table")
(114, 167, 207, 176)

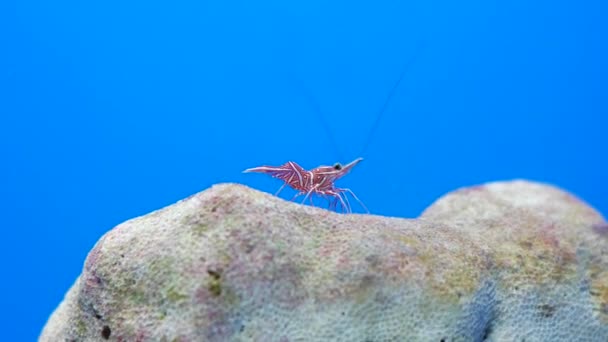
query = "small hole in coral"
(207, 269, 222, 279)
(101, 325, 111, 339)
(482, 322, 493, 340)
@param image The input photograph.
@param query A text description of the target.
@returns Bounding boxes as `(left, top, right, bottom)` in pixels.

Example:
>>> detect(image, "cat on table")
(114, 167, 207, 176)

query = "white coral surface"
(40, 181, 608, 341)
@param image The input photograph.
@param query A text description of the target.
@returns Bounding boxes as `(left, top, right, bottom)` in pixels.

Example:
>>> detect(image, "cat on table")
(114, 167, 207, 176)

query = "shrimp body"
(244, 158, 367, 213)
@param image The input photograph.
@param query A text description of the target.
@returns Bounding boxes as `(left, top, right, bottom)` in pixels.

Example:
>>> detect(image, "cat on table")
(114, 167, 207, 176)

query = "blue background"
(2, 0, 606, 339)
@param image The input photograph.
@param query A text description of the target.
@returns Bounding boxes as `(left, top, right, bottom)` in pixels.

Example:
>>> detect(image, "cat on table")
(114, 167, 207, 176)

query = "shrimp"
(245, 43, 423, 213)
(243, 158, 368, 213)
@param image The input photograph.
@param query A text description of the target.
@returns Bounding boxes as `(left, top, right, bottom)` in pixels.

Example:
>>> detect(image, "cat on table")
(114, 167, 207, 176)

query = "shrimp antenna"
(358, 42, 425, 157)
(292, 78, 345, 162)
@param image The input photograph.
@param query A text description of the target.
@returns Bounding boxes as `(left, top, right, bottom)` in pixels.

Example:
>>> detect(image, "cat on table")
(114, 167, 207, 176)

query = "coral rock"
(40, 181, 608, 341)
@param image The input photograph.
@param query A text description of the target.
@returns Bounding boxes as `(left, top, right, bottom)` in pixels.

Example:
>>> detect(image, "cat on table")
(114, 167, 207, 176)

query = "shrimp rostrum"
(244, 158, 368, 213)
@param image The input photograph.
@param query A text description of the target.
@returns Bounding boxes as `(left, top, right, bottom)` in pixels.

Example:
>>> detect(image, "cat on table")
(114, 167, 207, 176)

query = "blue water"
(2, 0, 607, 339)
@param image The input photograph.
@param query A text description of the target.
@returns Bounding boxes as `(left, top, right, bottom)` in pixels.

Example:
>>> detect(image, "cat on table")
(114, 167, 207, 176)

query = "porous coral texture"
(40, 181, 608, 341)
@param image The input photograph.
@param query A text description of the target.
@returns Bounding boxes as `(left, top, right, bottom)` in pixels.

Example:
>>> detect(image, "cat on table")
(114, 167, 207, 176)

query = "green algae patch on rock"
(40, 181, 608, 341)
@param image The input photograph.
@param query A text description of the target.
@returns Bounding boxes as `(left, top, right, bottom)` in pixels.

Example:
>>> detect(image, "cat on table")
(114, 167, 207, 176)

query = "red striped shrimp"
(245, 44, 422, 213)
(243, 158, 367, 213)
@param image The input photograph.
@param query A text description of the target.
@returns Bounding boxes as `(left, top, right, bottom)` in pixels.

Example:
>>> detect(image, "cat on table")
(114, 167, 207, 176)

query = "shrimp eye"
(333, 163, 342, 170)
